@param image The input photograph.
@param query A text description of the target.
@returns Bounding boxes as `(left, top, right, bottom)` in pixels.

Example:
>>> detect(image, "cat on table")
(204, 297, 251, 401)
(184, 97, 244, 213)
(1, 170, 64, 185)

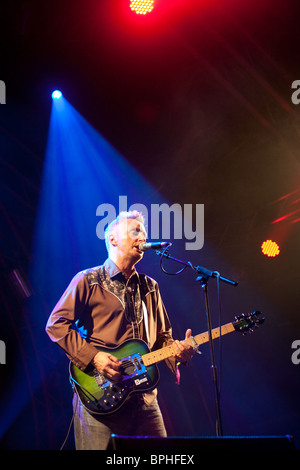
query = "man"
(46, 210, 195, 450)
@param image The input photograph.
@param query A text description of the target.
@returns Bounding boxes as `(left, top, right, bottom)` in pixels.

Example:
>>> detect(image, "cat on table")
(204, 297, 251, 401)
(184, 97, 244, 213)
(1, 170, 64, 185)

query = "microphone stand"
(155, 248, 238, 437)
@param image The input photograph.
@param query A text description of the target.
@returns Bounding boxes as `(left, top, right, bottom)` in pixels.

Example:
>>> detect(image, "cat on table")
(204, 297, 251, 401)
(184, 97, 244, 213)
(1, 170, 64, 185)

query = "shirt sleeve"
(45, 271, 98, 370)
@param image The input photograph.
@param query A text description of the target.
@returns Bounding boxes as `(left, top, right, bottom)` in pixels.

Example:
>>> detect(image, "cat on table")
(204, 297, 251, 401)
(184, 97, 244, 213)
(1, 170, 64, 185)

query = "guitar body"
(70, 339, 160, 416)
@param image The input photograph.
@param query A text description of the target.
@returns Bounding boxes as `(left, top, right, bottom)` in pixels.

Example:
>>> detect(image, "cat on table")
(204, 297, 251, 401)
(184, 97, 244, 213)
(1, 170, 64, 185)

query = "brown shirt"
(45, 258, 176, 374)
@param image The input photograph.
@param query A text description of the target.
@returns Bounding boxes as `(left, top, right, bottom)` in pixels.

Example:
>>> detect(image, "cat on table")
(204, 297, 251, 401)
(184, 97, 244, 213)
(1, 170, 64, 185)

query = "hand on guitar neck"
(172, 328, 196, 364)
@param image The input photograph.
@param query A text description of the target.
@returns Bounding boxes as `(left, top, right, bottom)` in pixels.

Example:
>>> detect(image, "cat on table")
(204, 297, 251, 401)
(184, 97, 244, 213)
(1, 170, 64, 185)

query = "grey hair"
(104, 210, 145, 253)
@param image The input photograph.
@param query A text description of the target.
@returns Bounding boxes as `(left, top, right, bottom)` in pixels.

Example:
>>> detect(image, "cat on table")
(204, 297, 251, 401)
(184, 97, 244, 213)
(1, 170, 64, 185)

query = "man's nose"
(137, 233, 146, 243)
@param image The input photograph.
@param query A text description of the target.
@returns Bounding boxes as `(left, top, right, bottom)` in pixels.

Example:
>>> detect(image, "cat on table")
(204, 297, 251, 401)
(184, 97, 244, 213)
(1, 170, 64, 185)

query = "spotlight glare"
(130, 0, 154, 15)
(261, 240, 280, 257)
(52, 90, 62, 100)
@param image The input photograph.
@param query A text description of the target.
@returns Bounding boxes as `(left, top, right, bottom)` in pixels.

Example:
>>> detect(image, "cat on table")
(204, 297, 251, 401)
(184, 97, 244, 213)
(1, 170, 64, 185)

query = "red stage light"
(130, 0, 154, 15)
(261, 240, 280, 257)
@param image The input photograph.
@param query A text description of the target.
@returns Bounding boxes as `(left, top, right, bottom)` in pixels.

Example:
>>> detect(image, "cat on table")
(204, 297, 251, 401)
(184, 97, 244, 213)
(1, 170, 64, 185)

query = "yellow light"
(130, 0, 154, 15)
(261, 240, 280, 257)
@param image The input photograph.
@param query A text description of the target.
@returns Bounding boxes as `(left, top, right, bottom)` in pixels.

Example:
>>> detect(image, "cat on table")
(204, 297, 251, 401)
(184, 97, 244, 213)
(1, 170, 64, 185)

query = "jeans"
(73, 393, 167, 450)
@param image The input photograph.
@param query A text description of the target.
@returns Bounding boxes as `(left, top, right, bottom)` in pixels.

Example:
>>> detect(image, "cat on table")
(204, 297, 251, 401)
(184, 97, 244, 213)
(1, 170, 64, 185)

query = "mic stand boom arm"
(155, 249, 238, 437)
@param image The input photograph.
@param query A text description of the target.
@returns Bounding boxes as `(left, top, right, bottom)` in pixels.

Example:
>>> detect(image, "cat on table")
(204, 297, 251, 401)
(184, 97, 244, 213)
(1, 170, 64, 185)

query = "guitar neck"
(142, 322, 235, 367)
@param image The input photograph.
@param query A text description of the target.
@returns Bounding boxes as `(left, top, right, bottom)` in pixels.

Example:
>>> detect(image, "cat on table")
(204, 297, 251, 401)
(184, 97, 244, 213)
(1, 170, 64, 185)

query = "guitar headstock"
(233, 311, 265, 334)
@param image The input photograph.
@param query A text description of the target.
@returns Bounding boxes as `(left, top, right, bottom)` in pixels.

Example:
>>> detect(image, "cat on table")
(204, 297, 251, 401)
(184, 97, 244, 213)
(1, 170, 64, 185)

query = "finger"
(105, 374, 120, 384)
(185, 328, 192, 340)
(173, 340, 184, 353)
(108, 370, 122, 382)
(107, 354, 121, 366)
(103, 361, 122, 378)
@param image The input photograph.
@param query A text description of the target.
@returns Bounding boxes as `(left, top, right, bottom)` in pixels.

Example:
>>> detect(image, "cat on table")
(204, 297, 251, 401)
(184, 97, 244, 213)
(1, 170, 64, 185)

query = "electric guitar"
(70, 311, 264, 415)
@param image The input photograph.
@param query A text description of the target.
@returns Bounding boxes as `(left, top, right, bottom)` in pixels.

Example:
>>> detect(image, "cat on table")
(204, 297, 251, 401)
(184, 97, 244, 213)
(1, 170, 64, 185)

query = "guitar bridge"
(93, 371, 107, 386)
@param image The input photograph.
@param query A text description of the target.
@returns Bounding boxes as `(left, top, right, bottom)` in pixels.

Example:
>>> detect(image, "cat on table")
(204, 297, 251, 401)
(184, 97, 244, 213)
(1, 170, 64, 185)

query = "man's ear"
(109, 233, 118, 247)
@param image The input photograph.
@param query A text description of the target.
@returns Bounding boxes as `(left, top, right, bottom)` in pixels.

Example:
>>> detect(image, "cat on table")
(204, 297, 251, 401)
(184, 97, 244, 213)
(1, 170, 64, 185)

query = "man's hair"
(104, 210, 145, 253)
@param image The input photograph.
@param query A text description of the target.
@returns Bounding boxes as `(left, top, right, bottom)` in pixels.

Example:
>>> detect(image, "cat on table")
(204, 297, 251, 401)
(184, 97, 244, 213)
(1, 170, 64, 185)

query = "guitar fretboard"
(142, 322, 235, 367)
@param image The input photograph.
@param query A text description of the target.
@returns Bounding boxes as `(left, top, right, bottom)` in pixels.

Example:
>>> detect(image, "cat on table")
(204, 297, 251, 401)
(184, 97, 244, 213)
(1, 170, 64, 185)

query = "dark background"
(0, 0, 299, 450)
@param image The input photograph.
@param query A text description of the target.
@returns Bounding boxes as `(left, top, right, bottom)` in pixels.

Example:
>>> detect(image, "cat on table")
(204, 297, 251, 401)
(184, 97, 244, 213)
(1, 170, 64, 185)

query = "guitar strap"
(142, 300, 150, 346)
(139, 274, 154, 348)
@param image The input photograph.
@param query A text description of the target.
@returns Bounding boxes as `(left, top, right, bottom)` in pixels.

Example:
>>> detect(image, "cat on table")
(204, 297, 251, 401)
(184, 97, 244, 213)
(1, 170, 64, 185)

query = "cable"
(158, 244, 188, 275)
(59, 392, 78, 450)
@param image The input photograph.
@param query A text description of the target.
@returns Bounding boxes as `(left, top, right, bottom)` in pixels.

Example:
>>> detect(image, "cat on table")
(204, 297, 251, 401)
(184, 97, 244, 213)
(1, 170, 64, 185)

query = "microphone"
(138, 242, 172, 252)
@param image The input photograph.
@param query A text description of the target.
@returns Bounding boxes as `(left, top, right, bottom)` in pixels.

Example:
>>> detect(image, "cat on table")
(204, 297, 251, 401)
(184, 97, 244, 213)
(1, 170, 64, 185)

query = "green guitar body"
(70, 339, 160, 415)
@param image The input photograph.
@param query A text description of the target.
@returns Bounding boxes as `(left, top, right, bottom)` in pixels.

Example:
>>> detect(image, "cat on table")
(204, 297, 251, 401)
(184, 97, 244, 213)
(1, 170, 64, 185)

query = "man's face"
(111, 218, 147, 263)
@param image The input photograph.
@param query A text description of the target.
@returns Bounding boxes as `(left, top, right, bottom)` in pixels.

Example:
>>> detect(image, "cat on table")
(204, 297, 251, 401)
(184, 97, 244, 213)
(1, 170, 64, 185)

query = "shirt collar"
(103, 258, 139, 282)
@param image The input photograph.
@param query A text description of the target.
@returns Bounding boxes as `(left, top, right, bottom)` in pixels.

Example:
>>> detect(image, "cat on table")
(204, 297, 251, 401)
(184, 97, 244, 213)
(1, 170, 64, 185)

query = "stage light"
(130, 0, 154, 15)
(261, 240, 280, 257)
(51, 90, 62, 100)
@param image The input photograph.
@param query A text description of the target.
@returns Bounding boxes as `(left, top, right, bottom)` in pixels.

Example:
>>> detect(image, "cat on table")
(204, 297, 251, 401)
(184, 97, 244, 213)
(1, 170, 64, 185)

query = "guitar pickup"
(119, 353, 146, 380)
(134, 357, 142, 371)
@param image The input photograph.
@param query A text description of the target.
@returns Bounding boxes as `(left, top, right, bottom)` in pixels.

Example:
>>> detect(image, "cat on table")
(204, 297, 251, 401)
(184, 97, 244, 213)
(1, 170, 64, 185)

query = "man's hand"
(92, 351, 122, 382)
(173, 329, 195, 364)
